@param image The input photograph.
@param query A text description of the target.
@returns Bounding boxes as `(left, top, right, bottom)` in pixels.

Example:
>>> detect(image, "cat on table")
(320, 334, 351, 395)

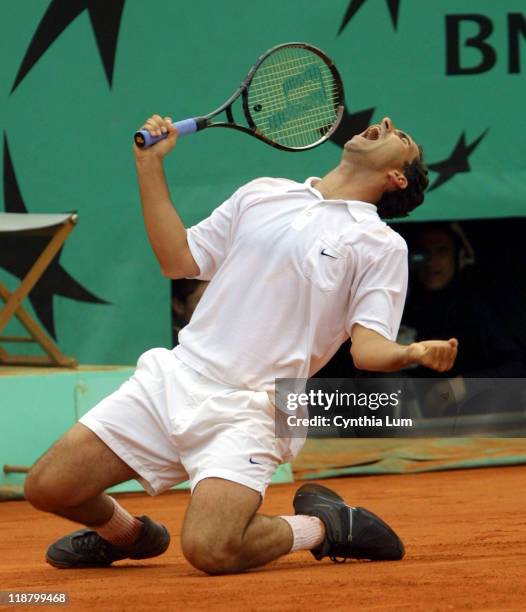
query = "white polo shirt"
(173, 177, 408, 391)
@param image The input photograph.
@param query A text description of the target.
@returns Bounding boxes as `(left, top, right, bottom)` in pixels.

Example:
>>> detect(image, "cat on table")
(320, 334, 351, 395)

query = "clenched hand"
(407, 338, 458, 372)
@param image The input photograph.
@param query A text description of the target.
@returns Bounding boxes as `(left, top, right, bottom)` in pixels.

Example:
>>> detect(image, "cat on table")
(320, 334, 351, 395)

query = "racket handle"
(134, 118, 198, 149)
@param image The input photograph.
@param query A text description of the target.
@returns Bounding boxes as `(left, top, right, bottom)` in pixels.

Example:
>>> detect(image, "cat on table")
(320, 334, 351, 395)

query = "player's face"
(344, 117, 420, 170)
(415, 229, 457, 291)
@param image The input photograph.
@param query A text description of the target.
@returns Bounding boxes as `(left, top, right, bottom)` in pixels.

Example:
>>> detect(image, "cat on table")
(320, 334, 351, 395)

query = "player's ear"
(172, 297, 185, 316)
(386, 169, 408, 191)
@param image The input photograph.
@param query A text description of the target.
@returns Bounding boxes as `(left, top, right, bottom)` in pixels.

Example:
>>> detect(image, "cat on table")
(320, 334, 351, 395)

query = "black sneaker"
(46, 515, 170, 568)
(293, 483, 404, 562)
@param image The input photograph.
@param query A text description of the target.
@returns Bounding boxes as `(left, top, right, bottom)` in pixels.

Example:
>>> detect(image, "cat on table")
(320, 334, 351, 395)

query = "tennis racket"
(134, 42, 344, 152)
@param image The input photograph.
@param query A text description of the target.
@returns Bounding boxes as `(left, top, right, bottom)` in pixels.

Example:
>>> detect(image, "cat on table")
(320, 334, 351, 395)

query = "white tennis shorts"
(79, 348, 303, 496)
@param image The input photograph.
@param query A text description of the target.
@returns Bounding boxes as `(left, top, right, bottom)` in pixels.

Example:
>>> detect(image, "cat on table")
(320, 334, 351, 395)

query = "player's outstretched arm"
(351, 324, 458, 373)
(134, 114, 199, 279)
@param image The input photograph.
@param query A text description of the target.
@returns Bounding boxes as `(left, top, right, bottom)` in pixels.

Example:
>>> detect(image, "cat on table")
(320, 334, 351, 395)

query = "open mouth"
(361, 125, 382, 141)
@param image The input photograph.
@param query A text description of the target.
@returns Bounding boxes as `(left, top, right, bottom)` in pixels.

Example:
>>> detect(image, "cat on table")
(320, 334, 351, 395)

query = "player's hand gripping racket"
(134, 42, 344, 152)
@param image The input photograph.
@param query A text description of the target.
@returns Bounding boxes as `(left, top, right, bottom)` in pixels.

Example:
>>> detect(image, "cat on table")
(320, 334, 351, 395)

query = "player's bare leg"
(182, 477, 405, 575)
(24, 423, 137, 524)
(181, 478, 296, 574)
(25, 423, 170, 568)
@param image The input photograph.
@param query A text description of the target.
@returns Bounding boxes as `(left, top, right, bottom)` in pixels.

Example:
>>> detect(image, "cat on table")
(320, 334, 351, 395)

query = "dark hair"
(172, 279, 202, 302)
(376, 146, 429, 219)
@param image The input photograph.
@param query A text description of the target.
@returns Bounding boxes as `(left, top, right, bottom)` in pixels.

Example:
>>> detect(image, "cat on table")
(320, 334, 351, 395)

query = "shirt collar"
(288, 177, 379, 223)
(284, 177, 321, 195)
(345, 201, 379, 223)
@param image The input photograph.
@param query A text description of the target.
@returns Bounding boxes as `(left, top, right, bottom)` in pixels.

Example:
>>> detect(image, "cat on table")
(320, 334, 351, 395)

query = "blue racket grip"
(134, 118, 198, 149)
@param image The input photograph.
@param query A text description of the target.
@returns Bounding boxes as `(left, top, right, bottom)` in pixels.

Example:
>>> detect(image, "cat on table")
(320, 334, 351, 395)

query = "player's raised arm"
(351, 324, 458, 373)
(134, 114, 200, 279)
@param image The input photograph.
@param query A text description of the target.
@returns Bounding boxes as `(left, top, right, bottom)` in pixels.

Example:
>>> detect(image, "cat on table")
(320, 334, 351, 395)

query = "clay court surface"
(1, 466, 525, 612)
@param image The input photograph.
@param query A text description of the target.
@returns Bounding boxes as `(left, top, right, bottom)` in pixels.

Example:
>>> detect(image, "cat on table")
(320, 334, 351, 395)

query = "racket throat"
(225, 106, 235, 124)
(195, 117, 210, 131)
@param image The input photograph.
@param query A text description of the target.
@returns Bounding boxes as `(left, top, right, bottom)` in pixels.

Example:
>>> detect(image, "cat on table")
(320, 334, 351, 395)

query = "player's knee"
(24, 464, 80, 512)
(24, 467, 59, 511)
(181, 531, 242, 575)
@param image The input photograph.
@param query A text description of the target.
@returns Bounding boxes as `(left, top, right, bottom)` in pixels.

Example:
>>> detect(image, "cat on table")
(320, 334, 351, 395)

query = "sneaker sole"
(45, 555, 112, 569)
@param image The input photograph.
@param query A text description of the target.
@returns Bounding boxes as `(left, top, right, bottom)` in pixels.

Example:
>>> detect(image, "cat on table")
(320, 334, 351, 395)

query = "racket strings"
(247, 47, 340, 147)
(250, 51, 315, 91)
(266, 115, 338, 147)
(256, 91, 339, 146)
(250, 55, 336, 108)
(250, 51, 336, 91)
(260, 91, 339, 130)
(252, 91, 338, 144)
(250, 80, 339, 114)
(268, 113, 338, 147)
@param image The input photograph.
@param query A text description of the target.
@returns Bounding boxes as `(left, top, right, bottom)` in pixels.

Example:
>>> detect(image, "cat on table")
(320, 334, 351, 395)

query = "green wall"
(0, 368, 292, 496)
(1, 1, 525, 364)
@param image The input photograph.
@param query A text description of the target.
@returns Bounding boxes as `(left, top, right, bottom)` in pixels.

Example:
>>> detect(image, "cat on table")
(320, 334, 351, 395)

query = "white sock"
(94, 498, 144, 547)
(281, 515, 325, 553)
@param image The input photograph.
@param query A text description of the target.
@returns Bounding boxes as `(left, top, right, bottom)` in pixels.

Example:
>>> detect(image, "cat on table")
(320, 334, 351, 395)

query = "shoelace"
(74, 531, 102, 550)
(72, 531, 114, 559)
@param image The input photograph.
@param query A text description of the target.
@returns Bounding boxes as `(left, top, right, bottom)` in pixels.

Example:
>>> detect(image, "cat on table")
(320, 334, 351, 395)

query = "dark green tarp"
(1, 1, 525, 363)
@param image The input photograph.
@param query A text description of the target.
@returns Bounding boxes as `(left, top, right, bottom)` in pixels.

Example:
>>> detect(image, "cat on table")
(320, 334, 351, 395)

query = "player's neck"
(314, 163, 384, 204)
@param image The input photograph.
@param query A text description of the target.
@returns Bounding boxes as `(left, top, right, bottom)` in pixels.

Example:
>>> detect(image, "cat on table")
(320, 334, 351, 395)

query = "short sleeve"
(346, 246, 408, 341)
(185, 191, 240, 280)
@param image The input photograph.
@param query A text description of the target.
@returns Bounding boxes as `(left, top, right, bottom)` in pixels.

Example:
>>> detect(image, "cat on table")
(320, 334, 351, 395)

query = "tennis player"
(24, 115, 457, 574)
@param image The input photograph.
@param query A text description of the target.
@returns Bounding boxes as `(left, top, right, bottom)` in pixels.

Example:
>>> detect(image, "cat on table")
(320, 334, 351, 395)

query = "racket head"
(242, 43, 344, 151)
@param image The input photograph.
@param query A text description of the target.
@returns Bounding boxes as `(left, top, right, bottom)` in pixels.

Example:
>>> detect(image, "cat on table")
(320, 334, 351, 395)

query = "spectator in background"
(172, 279, 208, 345)
(316, 221, 526, 419)
(401, 222, 526, 415)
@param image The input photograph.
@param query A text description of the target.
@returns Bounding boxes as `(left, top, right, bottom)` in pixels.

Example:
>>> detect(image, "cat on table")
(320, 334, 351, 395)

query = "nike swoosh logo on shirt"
(321, 249, 338, 259)
(249, 458, 262, 465)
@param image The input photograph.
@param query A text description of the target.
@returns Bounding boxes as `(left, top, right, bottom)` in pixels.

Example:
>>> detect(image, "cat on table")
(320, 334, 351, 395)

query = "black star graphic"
(2, 134, 109, 339)
(329, 103, 376, 147)
(11, 0, 125, 94)
(338, 0, 401, 35)
(427, 129, 489, 192)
